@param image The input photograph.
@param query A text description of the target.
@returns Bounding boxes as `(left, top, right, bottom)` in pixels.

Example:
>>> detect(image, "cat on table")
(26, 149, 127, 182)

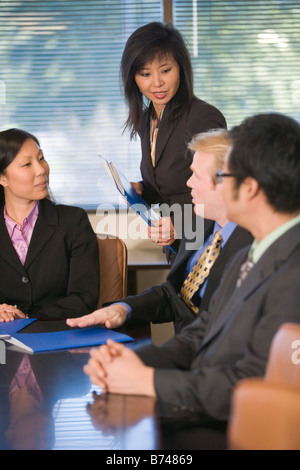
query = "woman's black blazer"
(139, 96, 227, 208)
(0, 198, 100, 318)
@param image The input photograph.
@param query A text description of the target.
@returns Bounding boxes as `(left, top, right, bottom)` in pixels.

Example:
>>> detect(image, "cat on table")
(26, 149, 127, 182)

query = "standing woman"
(121, 22, 226, 260)
(0, 128, 100, 321)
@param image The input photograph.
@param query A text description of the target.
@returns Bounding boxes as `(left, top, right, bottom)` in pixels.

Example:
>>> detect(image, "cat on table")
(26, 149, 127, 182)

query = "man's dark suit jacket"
(136, 223, 300, 421)
(121, 220, 253, 328)
(0, 198, 100, 318)
(139, 97, 227, 209)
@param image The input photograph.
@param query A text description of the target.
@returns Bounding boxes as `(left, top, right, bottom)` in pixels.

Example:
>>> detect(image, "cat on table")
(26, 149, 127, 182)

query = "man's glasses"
(215, 170, 237, 183)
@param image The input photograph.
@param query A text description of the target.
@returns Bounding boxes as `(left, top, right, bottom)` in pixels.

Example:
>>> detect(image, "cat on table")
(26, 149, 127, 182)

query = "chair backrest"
(97, 235, 128, 308)
(228, 379, 300, 450)
(265, 322, 300, 387)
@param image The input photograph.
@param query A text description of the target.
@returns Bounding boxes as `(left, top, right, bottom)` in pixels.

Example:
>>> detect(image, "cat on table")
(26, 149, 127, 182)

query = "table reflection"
(0, 349, 91, 450)
(0, 349, 160, 450)
(86, 392, 159, 450)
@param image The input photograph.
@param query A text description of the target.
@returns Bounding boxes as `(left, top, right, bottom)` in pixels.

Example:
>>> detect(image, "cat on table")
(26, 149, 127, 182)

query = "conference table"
(0, 319, 228, 451)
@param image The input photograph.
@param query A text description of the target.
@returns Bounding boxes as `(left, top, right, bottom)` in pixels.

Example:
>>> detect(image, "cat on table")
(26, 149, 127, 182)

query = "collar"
(150, 106, 165, 136)
(213, 220, 237, 247)
(249, 213, 300, 263)
(4, 201, 39, 236)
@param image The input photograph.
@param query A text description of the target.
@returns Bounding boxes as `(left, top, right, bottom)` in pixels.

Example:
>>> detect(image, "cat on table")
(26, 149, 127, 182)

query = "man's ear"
(243, 176, 260, 201)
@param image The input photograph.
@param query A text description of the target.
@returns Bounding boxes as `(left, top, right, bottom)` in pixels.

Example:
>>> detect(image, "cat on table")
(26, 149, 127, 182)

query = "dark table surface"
(0, 319, 228, 451)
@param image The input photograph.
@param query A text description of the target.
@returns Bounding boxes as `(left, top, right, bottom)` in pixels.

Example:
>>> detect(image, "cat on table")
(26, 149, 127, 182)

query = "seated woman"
(0, 128, 100, 321)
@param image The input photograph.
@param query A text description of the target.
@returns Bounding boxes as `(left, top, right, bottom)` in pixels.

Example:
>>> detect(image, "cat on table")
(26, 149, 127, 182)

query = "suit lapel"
(140, 105, 178, 168)
(199, 224, 300, 350)
(175, 223, 247, 283)
(168, 219, 215, 289)
(202, 227, 252, 307)
(24, 199, 58, 270)
(210, 226, 252, 275)
(155, 106, 176, 166)
(199, 255, 270, 350)
(0, 211, 25, 275)
(140, 111, 154, 177)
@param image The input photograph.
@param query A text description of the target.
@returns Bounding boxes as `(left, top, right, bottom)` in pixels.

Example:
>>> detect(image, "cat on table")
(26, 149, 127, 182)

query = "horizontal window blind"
(1, 1, 299, 208)
(174, 0, 300, 129)
(0, 0, 163, 209)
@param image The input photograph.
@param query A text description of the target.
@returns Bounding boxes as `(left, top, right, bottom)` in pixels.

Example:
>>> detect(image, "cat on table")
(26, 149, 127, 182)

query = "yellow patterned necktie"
(181, 229, 223, 315)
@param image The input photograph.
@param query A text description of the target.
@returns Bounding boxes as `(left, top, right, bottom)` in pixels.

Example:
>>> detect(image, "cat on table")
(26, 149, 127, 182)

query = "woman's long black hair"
(121, 22, 194, 139)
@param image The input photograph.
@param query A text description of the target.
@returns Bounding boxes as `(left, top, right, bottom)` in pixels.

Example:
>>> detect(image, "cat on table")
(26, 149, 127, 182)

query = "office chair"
(97, 235, 128, 308)
(265, 322, 300, 386)
(228, 322, 300, 450)
(228, 380, 300, 450)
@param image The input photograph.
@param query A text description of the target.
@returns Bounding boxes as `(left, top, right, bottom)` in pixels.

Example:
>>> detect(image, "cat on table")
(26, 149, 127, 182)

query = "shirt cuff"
(114, 302, 132, 321)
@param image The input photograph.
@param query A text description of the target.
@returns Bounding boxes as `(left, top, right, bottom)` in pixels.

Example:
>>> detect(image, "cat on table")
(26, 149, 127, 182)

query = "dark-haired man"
(84, 113, 300, 421)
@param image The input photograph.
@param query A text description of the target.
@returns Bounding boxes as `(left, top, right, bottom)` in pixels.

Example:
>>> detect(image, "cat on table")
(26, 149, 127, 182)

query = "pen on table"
(0, 335, 11, 340)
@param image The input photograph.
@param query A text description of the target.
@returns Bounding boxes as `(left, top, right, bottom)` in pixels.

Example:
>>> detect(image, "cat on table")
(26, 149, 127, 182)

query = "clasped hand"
(84, 339, 156, 397)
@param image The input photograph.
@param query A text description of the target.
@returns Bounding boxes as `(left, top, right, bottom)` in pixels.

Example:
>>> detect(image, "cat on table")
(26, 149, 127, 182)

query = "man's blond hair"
(188, 129, 231, 184)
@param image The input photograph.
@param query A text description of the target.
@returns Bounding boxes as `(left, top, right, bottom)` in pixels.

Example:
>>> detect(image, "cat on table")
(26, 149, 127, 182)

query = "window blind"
(174, 0, 300, 129)
(0, 0, 163, 209)
(1, 1, 299, 209)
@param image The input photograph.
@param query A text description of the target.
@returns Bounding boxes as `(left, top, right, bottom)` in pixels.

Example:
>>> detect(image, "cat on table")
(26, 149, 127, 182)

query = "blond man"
(68, 129, 252, 330)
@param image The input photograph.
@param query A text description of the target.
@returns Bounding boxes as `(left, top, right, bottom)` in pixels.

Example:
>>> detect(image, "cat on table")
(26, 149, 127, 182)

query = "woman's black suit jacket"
(139, 96, 227, 208)
(0, 199, 100, 318)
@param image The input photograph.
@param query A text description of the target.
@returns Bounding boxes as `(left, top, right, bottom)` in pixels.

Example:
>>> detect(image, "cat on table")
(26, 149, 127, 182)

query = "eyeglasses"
(215, 170, 237, 183)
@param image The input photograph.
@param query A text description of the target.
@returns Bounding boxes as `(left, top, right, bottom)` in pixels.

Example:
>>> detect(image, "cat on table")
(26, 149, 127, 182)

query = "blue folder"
(99, 154, 159, 225)
(0, 318, 133, 354)
(99, 155, 176, 254)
